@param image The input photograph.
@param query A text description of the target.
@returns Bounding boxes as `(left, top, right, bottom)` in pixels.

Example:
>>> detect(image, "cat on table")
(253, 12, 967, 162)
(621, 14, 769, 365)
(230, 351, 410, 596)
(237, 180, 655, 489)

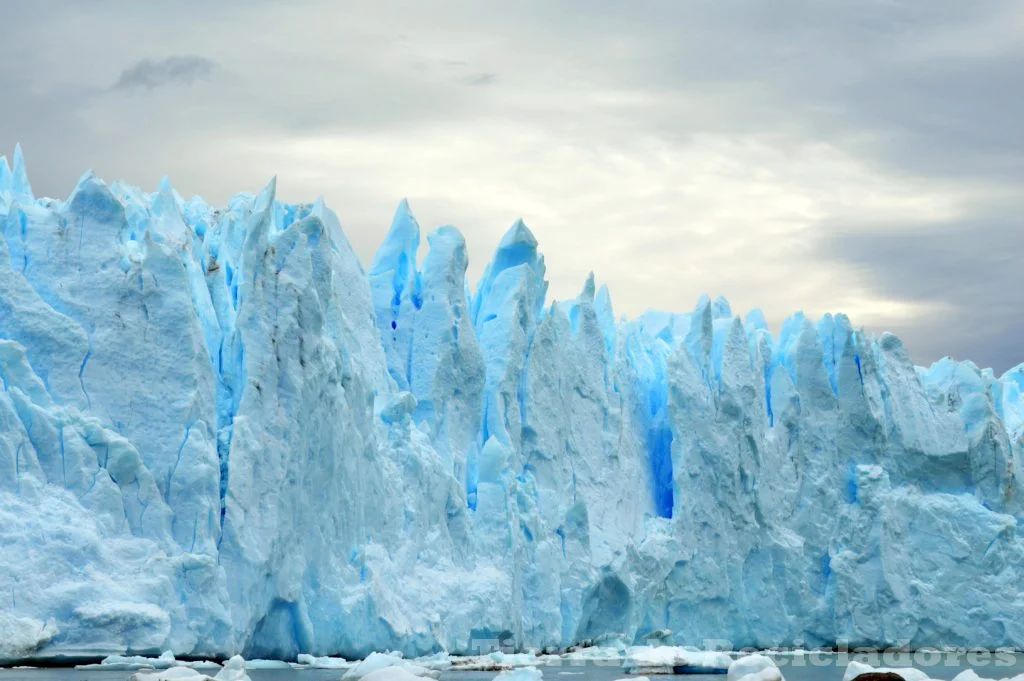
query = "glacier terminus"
(1, 147, 1023, 663)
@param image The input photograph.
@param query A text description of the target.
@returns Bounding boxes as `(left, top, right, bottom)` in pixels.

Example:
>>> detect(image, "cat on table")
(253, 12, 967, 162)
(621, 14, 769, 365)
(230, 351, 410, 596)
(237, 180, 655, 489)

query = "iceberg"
(1, 150, 1023, 662)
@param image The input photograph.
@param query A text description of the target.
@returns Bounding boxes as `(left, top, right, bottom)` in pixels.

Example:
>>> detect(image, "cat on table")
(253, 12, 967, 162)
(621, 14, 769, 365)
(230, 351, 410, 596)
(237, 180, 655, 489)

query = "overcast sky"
(2, 1, 1021, 372)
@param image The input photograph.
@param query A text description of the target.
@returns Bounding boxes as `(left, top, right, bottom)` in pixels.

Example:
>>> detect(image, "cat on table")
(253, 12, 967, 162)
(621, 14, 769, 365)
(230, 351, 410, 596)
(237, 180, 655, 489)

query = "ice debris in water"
(1, 150, 1024, 661)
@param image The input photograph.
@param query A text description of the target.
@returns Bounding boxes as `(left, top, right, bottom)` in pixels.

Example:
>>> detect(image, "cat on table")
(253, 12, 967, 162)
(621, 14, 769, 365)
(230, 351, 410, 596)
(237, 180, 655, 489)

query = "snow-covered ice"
(1, 150, 1024, 661)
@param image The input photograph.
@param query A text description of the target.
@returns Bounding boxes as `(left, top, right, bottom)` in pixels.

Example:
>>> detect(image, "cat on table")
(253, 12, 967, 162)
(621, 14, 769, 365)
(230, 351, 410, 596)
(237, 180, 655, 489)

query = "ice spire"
(0, 154, 11, 195)
(369, 199, 422, 389)
(11, 144, 33, 202)
(471, 218, 547, 326)
(370, 199, 420, 278)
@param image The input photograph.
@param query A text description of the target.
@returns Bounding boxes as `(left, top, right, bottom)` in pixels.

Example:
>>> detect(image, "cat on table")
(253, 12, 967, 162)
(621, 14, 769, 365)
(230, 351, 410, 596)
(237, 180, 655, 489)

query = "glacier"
(1, 145, 1024, 663)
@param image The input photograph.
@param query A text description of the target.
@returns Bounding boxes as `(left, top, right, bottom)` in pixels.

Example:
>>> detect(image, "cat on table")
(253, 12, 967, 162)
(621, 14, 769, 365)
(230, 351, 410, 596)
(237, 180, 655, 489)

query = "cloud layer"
(1, 0, 1020, 371)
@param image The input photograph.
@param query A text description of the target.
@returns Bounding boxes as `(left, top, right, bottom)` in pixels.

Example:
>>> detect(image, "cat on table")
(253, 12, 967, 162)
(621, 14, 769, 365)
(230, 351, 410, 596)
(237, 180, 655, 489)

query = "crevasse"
(1, 150, 1023, 662)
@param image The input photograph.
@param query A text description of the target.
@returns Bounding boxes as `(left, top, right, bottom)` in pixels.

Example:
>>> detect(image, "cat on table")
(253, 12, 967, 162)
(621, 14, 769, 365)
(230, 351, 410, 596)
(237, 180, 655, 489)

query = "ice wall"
(1, 149, 1022, 662)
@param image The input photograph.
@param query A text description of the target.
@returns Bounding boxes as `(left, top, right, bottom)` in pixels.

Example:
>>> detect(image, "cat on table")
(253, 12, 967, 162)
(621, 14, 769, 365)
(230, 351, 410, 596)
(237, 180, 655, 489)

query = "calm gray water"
(4, 657, 1024, 681)
(2, 659, 1024, 681)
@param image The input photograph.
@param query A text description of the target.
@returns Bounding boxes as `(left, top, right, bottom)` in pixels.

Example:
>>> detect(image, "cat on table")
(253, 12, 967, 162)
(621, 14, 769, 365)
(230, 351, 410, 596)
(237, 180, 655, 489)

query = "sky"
(1, 1, 1021, 373)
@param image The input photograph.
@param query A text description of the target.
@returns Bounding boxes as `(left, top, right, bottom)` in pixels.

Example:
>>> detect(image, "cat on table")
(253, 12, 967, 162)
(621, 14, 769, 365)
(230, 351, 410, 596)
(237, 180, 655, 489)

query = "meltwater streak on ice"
(0, 150, 1023, 662)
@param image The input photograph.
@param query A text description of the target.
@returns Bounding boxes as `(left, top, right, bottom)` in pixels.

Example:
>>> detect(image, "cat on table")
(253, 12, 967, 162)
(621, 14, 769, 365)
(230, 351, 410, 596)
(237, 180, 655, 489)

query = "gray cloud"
(112, 55, 216, 91)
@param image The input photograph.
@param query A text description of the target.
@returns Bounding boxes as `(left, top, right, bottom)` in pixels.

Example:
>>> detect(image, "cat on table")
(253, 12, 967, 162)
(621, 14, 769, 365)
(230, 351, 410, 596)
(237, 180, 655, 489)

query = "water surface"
(4, 656, 1024, 681)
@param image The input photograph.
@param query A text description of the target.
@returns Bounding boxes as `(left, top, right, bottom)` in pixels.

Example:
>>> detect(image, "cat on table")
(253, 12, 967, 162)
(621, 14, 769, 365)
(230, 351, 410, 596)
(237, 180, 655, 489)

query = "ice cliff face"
(1, 147, 1023, 662)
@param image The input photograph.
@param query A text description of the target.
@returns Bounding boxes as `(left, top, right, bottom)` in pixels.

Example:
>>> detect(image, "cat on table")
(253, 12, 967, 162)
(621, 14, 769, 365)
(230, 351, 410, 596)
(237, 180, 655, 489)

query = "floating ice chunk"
(125, 658, 244, 681)
(360, 667, 435, 681)
(560, 646, 625, 662)
(950, 671, 1024, 681)
(842, 661, 932, 681)
(186, 662, 224, 671)
(344, 653, 407, 679)
(80, 661, 154, 671)
(79, 662, 151, 671)
(411, 652, 452, 670)
(129, 667, 213, 681)
(491, 652, 544, 667)
(84, 650, 180, 671)
(80, 661, 143, 671)
(216, 655, 253, 681)
(493, 667, 543, 681)
(450, 656, 510, 671)
(624, 646, 732, 675)
(451, 651, 546, 671)
(242, 659, 293, 669)
(296, 653, 354, 669)
(343, 652, 440, 680)
(727, 654, 783, 681)
(80, 653, 223, 672)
